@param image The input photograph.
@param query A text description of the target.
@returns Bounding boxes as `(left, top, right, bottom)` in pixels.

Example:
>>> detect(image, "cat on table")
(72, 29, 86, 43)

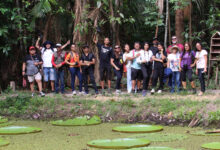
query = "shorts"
(99, 65, 111, 81)
(27, 72, 42, 82)
(43, 67, 55, 82)
(131, 68, 143, 80)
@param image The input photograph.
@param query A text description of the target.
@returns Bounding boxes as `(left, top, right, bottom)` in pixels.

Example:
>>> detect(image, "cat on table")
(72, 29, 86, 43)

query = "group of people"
(22, 35, 208, 97)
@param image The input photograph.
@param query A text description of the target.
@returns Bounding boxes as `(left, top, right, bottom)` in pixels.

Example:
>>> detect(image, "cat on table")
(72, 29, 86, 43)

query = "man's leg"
(89, 68, 98, 93)
(60, 70, 65, 93)
(83, 69, 89, 93)
(76, 68, 83, 92)
(50, 68, 56, 92)
(107, 66, 111, 90)
(141, 64, 147, 90)
(43, 67, 49, 91)
(99, 66, 105, 89)
(55, 70, 60, 93)
(69, 67, 76, 91)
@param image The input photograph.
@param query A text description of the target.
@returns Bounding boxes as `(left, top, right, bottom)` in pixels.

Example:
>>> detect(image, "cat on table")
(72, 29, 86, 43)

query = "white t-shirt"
(195, 50, 207, 69)
(168, 53, 180, 72)
(123, 52, 131, 69)
(41, 48, 57, 67)
(137, 50, 153, 64)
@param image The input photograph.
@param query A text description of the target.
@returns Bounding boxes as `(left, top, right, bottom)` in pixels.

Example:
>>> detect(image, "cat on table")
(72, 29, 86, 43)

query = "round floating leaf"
(130, 133, 187, 142)
(0, 117, 8, 124)
(0, 126, 42, 135)
(201, 142, 220, 150)
(0, 138, 9, 147)
(189, 131, 220, 136)
(130, 147, 185, 150)
(87, 138, 150, 149)
(51, 115, 101, 126)
(112, 125, 163, 133)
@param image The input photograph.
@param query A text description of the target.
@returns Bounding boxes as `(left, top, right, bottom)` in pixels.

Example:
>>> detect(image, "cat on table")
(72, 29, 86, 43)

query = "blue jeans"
(126, 67, 132, 93)
(55, 69, 65, 93)
(69, 67, 83, 92)
(113, 69, 123, 90)
(171, 71, 180, 93)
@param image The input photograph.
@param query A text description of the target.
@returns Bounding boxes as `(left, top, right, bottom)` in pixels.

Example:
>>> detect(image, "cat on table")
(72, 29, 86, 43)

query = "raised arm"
(35, 37, 42, 51)
(93, 35, 98, 44)
(61, 40, 70, 50)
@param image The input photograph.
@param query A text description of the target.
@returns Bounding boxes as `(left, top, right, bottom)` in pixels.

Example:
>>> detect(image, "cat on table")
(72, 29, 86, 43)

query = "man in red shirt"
(166, 36, 184, 54)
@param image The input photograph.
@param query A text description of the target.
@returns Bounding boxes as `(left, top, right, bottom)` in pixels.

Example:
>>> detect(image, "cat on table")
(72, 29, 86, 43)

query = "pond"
(1, 120, 220, 150)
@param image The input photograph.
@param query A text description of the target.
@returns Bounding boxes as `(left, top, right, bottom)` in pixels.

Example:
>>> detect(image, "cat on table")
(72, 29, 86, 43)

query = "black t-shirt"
(153, 50, 167, 69)
(150, 46, 159, 55)
(80, 53, 95, 70)
(111, 52, 123, 71)
(97, 43, 112, 66)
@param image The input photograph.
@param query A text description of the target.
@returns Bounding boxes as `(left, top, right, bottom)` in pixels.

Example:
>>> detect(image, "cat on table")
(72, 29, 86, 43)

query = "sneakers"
(72, 91, 77, 95)
(198, 91, 203, 96)
(116, 89, 121, 95)
(78, 91, 85, 95)
(151, 89, 155, 94)
(40, 92, 45, 97)
(142, 90, 147, 96)
(157, 90, 162, 94)
(31, 93, 35, 97)
(137, 89, 141, 93)
(132, 89, 135, 94)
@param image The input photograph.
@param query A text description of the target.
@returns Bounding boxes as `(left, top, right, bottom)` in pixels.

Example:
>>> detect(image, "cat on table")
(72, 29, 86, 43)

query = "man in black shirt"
(80, 45, 98, 95)
(93, 36, 113, 94)
(111, 45, 123, 94)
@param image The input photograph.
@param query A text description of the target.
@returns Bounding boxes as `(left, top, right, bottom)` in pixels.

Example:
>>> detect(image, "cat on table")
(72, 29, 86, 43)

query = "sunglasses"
(115, 47, 120, 49)
(172, 38, 177, 40)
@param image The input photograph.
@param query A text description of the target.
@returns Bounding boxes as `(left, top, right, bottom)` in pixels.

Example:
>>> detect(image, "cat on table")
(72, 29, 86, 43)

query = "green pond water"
(0, 120, 219, 150)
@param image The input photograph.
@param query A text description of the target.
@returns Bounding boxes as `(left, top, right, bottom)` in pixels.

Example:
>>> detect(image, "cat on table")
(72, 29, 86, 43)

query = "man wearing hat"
(51, 41, 70, 94)
(22, 46, 45, 97)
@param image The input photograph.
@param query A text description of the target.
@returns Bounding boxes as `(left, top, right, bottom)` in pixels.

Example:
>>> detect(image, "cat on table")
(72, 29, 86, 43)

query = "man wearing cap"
(51, 41, 70, 94)
(22, 46, 45, 97)
(166, 36, 184, 54)
(35, 37, 69, 92)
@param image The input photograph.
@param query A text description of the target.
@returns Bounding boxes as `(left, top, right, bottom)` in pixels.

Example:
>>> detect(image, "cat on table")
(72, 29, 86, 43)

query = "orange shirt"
(65, 52, 80, 67)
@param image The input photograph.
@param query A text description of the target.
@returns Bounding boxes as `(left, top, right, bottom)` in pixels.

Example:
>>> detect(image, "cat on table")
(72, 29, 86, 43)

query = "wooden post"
(10, 81, 16, 91)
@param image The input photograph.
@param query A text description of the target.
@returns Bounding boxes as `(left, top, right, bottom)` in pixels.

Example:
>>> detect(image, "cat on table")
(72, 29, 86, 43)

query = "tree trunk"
(164, 0, 169, 49)
(189, 0, 192, 45)
(175, 2, 184, 44)
(43, 15, 52, 43)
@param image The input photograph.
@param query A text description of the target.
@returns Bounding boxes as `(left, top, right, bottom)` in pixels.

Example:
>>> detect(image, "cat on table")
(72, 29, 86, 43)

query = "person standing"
(36, 39, 56, 92)
(22, 46, 45, 97)
(167, 46, 181, 93)
(111, 45, 124, 94)
(128, 42, 142, 93)
(195, 42, 208, 96)
(123, 44, 132, 93)
(166, 36, 184, 54)
(151, 43, 167, 94)
(179, 42, 196, 94)
(51, 41, 70, 94)
(137, 42, 153, 96)
(80, 45, 98, 95)
(93, 36, 113, 94)
(65, 44, 83, 95)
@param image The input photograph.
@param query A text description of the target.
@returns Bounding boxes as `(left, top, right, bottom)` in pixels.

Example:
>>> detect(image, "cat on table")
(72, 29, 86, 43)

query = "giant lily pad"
(0, 138, 9, 147)
(87, 138, 150, 149)
(189, 131, 220, 136)
(0, 117, 8, 124)
(0, 126, 42, 135)
(112, 125, 163, 133)
(130, 133, 187, 142)
(51, 115, 101, 126)
(201, 142, 220, 150)
(130, 147, 184, 150)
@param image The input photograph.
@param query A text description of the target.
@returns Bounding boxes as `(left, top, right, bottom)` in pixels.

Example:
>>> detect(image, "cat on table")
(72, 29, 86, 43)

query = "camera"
(75, 62, 78, 66)
(183, 64, 188, 70)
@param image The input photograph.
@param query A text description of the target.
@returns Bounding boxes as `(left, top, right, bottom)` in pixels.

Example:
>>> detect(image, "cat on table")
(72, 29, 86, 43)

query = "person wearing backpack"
(80, 45, 98, 95)
(65, 43, 83, 95)
(179, 42, 196, 94)
(51, 41, 70, 94)
(111, 45, 124, 94)
(93, 36, 113, 95)
(22, 46, 45, 97)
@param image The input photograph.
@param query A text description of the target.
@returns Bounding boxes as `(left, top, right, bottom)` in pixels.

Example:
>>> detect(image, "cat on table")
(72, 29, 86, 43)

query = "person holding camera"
(65, 44, 83, 95)
(179, 43, 196, 94)
(151, 43, 167, 94)
(80, 45, 98, 95)
(111, 45, 124, 94)
(22, 46, 45, 97)
(167, 46, 181, 93)
(137, 42, 153, 96)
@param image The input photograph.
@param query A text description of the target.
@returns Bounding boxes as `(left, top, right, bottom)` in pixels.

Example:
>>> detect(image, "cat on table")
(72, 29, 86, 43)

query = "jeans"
(171, 71, 180, 93)
(69, 67, 83, 92)
(55, 69, 65, 93)
(126, 67, 132, 93)
(198, 69, 206, 92)
(152, 67, 164, 90)
(43, 67, 55, 81)
(82, 67, 98, 93)
(113, 69, 123, 90)
(141, 64, 152, 90)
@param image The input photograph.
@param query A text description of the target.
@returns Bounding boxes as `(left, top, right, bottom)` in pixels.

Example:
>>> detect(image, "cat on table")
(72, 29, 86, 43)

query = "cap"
(29, 46, 36, 51)
(56, 43, 62, 47)
(83, 45, 89, 49)
(153, 37, 158, 41)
